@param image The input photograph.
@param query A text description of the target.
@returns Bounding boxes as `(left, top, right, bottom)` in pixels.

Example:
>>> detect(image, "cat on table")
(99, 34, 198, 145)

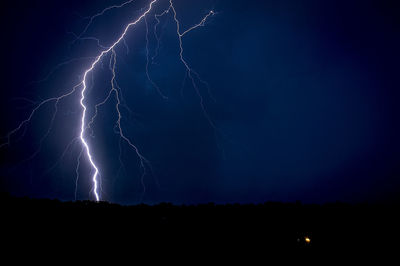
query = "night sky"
(0, 0, 399, 205)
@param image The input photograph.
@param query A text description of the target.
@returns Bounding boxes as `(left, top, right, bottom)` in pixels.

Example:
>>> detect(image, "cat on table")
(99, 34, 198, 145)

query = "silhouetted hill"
(1, 193, 398, 256)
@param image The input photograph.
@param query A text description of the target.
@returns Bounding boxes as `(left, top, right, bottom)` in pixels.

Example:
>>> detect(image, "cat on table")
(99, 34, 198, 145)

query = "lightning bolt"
(79, 0, 159, 202)
(1, 0, 216, 202)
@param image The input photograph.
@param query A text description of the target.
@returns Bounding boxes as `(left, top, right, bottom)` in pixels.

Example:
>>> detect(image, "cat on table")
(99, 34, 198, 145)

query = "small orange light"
(305, 237, 311, 243)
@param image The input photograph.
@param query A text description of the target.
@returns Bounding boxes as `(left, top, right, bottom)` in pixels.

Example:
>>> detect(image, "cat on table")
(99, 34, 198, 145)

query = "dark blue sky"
(1, 0, 399, 204)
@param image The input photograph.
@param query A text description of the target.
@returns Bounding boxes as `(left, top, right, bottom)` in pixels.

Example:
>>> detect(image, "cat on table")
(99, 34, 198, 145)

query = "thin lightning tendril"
(42, 137, 80, 177)
(75, 147, 83, 200)
(0, 83, 80, 149)
(145, 16, 168, 100)
(152, 7, 170, 64)
(110, 49, 151, 197)
(72, 0, 137, 44)
(169, 1, 217, 129)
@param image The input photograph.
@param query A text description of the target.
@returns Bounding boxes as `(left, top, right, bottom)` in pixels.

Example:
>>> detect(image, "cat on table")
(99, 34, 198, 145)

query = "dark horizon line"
(2, 192, 398, 207)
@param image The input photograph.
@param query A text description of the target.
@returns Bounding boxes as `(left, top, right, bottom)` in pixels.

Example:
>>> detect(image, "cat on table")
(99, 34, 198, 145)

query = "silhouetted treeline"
(1, 193, 399, 254)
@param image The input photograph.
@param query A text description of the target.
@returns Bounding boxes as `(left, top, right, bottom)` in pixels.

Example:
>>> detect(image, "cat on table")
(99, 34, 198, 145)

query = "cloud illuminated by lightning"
(1, 0, 216, 202)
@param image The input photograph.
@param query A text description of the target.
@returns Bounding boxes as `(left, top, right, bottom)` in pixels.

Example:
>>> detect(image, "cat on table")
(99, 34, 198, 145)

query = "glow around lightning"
(1, 0, 216, 202)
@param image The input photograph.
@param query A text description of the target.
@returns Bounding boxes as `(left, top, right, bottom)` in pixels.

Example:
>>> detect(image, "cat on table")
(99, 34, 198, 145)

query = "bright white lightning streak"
(79, 0, 159, 202)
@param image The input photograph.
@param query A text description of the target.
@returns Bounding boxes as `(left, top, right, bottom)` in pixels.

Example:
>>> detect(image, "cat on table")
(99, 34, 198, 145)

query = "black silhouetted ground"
(1, 193, 399, 257)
